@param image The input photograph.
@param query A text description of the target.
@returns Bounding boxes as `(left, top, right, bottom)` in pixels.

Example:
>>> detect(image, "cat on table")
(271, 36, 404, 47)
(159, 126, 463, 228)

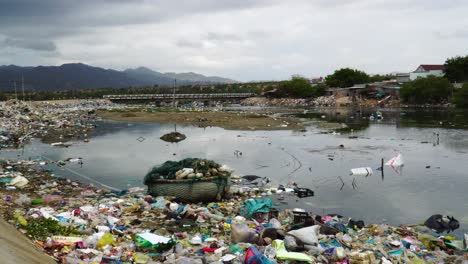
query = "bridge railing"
(103, 93, 254, 100)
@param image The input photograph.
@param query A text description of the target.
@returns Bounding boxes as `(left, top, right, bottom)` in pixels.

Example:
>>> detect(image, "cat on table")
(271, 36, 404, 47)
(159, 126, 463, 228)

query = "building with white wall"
(409, 64, 445, 80)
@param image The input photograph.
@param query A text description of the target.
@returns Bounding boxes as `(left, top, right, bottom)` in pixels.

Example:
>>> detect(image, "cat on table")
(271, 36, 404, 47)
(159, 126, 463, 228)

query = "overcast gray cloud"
(0, 0, 467, 81)
(3, 37, 57, 51)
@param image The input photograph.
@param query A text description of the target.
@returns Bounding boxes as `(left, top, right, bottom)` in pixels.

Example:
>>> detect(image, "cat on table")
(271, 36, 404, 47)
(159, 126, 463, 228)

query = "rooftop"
(418, 64, 445, 71)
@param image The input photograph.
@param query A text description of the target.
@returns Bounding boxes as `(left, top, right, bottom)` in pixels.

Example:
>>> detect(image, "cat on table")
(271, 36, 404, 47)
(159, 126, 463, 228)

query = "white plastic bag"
(7, 175, 29, 187)
(287, 225, 320, 245)
(386, 153, 404, 167)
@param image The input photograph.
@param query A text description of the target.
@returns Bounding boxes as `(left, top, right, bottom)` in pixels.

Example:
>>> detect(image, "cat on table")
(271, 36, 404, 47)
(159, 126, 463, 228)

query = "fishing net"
(143, 158, 222, 185)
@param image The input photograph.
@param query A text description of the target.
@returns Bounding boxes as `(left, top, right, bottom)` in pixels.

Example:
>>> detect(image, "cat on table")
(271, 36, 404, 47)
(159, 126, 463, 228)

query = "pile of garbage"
(144, 158, 232, 183)
(241, 96, 338, 108)
(310, 96, 336, 107)
(241, 97, 311, 107)
(0, 100, 117, 148)
(0, 159, 467, 264)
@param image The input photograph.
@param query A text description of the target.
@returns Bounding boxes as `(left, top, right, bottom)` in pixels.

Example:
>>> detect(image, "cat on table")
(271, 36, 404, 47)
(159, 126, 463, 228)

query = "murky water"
(2, 108, 468, 235)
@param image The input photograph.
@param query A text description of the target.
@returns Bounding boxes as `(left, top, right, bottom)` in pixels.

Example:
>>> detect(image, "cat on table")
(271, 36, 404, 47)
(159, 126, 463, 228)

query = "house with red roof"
(409, 64, 445, 80)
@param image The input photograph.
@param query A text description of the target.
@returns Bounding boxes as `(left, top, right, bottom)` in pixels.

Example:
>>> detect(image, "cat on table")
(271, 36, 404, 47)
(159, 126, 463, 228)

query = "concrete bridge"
(103, 93, 254, 105)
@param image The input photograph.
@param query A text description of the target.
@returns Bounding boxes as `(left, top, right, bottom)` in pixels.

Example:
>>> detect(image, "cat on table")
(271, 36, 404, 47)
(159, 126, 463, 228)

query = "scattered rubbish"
(50, 142, 71, 147)
(6, 175, 29, 187)
(288, 225, 320, 245)
(240, 198, 272, 219)
(350, 167, 373, 176)
(0, 117, 467, 264)
(272, 239, 313, 263)
(293, 187, 314, 198)
(424, 214, 460, 233)
(385, 153, 404, 167)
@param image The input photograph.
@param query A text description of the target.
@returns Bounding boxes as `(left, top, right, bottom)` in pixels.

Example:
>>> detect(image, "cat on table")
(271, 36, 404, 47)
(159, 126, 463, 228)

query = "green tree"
(325, 68, 370, 88)
(369, 74, 392, 82)
(444, 55, 468, 83)
(452, 82, 468, 107)
(311, 83, 327, 97)
(280, 76, 313, 98)
(400, 75, 453, 104)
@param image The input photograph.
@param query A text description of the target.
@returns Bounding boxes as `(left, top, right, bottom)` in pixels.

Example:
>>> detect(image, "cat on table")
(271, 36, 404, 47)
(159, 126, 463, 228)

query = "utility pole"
(172, 78, 176, 108)
(22, 75, 25, 100)
(14, 81, 17, 100)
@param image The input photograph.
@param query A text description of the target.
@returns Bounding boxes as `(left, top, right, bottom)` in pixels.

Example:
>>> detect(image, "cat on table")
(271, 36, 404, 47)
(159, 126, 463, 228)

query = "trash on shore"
(0, 156, 467, 264)
(0, 99, 116, 148)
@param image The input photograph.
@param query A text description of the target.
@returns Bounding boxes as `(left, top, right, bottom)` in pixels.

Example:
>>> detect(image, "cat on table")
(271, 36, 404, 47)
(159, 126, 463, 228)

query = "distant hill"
(0, 63, 237, 91)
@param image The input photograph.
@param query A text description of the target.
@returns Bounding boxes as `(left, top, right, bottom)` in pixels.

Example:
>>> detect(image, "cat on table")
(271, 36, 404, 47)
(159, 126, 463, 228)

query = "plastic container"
(350, 167, 373, 176)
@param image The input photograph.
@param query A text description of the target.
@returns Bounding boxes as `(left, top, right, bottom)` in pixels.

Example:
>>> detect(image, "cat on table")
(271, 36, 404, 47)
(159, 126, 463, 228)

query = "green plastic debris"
(135, 233, 174, 251)
(272, 239, 313, 263)
(229, 244, 243, 254)
(240, 198, 272, 219)
(0, 178, 12, 183)
(31, 199, 44, 204)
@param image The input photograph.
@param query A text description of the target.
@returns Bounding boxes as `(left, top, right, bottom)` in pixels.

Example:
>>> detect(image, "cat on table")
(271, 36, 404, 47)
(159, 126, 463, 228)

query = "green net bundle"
(143, 158, 230, 185)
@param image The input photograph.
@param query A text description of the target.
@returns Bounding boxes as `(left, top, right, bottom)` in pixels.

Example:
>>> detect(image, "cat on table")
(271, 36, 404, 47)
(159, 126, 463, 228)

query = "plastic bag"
(42, 194, 63, 205)
(269, 218, 281, 229)
(386, 153, 404, 167)
(13, 212, 27, 226)
(284, 236, 298, 251)
(97, 233, 114, 249)
(133, 253, 151, 264)
(271, 240, 313, 263)
(231, 223, 258, 244)
(14, 194, 31, 206)
(6, 175, 29, 187)
(240, 198, 272, 219)
(287, 225, 320, 245)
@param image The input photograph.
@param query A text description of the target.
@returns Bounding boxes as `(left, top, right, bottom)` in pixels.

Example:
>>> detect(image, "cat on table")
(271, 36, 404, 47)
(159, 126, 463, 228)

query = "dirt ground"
(0, 219, 56, 264)
(98, 110, 305, 131)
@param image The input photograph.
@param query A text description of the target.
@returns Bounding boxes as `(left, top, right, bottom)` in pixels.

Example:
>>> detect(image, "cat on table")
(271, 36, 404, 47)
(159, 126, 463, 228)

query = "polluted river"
(2, 107, 468, 237)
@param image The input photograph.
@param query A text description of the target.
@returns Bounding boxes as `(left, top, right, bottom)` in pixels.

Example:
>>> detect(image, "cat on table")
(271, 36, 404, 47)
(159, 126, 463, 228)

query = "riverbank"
(98, 109, 305, 130)
(0, 100, 114, 147)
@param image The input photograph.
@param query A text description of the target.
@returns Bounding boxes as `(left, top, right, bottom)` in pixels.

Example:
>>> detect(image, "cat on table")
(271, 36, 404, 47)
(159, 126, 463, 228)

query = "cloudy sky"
(0, 0, 467, 81)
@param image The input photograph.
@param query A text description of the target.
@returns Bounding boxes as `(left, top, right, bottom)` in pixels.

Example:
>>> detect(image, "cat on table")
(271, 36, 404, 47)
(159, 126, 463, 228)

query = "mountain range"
(0, 63, 237, 91)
